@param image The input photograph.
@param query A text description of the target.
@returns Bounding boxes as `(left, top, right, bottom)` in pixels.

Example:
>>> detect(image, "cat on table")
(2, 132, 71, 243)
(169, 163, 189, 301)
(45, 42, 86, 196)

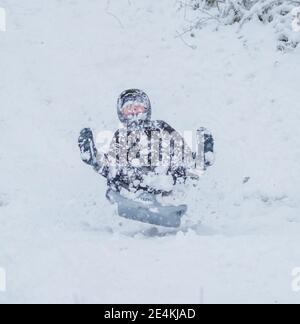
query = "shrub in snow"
(181, 0, 300, 50)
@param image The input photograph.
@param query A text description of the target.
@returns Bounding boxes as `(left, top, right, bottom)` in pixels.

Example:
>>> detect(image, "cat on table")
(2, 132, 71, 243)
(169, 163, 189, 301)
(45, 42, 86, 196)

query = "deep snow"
(0, 0, 300, 304)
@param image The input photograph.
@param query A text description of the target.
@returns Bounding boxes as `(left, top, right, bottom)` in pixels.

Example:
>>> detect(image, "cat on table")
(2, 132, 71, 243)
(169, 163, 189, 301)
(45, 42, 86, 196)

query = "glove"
(78, 128, 98, 166)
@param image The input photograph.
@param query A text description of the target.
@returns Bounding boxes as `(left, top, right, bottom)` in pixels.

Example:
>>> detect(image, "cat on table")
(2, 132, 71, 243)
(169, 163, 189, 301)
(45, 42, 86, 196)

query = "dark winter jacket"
(96, 119, 194, 195)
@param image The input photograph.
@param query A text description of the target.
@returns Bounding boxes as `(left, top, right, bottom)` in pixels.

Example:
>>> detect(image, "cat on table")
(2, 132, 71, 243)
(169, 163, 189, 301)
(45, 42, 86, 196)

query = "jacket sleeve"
(158, 121, 195, 170)
(93, 152, 110, 178)
(95, 128, 128, 179)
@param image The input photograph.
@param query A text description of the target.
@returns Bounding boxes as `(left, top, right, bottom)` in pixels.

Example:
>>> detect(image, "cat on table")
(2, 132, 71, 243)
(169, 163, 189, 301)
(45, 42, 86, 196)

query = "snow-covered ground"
(1, 0, 300, 304)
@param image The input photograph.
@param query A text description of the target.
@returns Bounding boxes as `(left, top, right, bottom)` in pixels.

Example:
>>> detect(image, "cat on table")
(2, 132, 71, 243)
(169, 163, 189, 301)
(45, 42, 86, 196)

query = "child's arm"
(78, 128, 109, 178)
(194, 128, 215, 171)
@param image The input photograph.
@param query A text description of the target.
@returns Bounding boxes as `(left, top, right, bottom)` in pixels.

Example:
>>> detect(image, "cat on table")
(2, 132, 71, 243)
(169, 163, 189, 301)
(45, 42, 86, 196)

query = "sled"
(108, 190, 187, 228)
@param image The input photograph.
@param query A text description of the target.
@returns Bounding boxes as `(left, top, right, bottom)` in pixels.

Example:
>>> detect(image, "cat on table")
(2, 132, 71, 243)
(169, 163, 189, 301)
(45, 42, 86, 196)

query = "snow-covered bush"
(181, 0, 300, 50)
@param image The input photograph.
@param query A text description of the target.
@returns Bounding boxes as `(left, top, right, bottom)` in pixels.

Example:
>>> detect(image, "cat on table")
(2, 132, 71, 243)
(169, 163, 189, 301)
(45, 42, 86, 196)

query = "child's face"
(122, 102, 147, 118)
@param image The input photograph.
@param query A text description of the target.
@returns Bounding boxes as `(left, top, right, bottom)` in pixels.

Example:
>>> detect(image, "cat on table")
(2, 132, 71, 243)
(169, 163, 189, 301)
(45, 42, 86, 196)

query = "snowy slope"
(0, 0, 300, 304)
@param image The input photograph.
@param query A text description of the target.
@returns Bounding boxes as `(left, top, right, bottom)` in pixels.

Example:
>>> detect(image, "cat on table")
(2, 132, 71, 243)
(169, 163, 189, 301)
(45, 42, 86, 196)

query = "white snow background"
(0, 0, 300, 304)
